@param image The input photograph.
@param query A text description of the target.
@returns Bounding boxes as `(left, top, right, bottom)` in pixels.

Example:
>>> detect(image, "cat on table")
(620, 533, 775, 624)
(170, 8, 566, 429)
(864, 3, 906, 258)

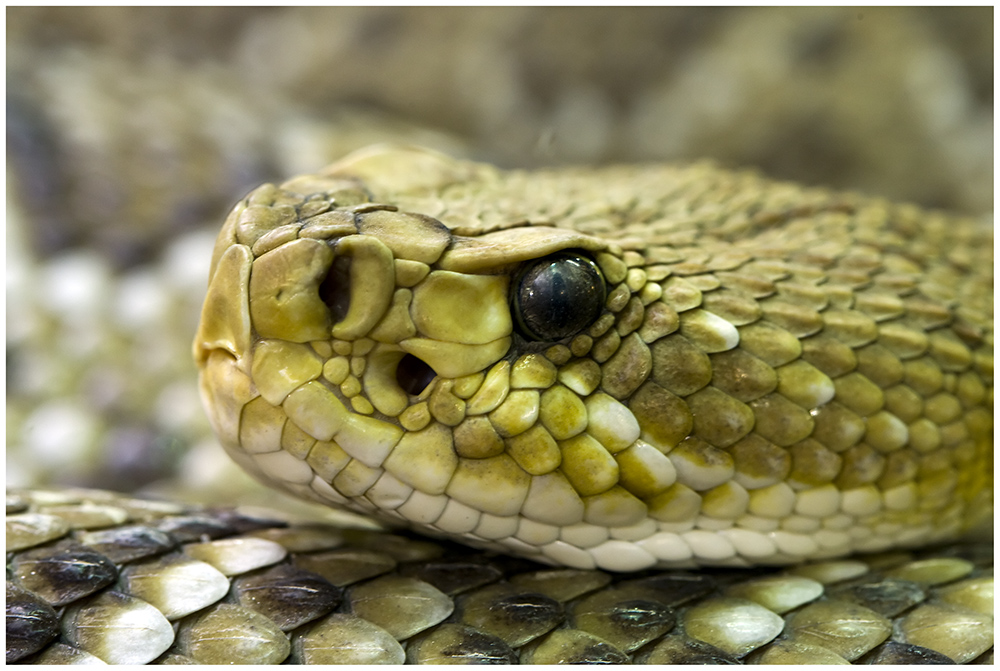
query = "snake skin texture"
(195, 145, 992, 574)
(5, 10, 993, 663)
(6, 147, 994, 665)
(5, 487, 994, 664)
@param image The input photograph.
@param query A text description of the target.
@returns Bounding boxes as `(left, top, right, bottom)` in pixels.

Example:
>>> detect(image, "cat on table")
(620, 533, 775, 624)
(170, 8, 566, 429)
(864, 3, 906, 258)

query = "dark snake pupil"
(514, 252, 606, 342)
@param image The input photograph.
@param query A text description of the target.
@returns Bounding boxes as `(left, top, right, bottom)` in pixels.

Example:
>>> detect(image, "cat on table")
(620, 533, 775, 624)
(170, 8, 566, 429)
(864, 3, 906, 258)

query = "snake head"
(193, 146, 668, 569)
(194, 145, 993, 571)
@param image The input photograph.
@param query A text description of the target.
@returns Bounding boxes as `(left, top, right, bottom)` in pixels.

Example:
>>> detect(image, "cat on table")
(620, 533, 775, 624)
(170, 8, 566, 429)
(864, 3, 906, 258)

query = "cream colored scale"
(194, 145, 993, 572)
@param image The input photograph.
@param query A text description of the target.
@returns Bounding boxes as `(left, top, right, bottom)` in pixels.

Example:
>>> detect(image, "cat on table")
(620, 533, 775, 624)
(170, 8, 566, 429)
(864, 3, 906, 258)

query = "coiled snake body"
(7, 145, 993, 664)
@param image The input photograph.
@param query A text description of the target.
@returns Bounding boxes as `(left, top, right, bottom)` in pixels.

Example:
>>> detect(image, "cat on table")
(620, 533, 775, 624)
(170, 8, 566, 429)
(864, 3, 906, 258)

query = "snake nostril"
(319, 256, 352, 324)
(396, 354, 436, 395)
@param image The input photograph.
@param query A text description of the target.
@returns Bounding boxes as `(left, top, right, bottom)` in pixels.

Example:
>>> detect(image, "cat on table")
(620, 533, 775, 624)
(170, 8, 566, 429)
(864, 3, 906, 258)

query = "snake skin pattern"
(6, 9, 993, 665)
(195, 145, 992, 574)
(6, 487, 993, 664)
(6, 146, 994, 664)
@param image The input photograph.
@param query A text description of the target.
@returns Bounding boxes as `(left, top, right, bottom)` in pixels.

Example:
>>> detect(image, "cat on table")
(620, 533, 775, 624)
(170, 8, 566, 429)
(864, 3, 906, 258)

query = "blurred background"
(6, 7, 993, 504)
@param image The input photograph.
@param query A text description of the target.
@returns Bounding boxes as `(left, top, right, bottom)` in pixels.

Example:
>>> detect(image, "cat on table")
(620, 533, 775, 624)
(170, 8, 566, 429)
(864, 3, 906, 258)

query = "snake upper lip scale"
(192, 144, 993, 573)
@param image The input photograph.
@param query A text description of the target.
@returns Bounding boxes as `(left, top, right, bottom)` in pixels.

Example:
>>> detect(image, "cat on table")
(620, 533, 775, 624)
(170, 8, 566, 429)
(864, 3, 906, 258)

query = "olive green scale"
(6, 488, 993, 664)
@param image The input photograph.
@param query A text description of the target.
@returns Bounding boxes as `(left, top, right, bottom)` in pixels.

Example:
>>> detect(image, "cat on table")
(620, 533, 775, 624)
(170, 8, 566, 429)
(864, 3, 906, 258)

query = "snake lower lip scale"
(193, 144, 992, 573)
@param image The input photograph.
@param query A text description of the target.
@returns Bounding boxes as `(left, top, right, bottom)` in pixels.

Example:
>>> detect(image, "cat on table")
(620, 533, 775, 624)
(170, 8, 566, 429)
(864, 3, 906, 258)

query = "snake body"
(7, 146, 994, 664)
(195, 145, 992, 572)
(6, 487, 993, 664)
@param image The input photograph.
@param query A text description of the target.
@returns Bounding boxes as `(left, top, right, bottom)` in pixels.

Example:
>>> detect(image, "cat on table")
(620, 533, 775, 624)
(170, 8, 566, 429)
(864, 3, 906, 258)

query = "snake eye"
(513, 252, 607, 342)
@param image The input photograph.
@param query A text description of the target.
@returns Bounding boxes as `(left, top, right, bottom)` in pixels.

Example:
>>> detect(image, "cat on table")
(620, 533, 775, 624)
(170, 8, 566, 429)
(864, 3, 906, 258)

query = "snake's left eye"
(513, 252, 606, 342)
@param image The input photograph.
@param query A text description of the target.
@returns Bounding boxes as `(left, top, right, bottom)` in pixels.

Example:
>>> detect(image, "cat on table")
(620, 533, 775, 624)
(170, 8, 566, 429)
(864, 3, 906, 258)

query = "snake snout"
(324, 235, 395, 341)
